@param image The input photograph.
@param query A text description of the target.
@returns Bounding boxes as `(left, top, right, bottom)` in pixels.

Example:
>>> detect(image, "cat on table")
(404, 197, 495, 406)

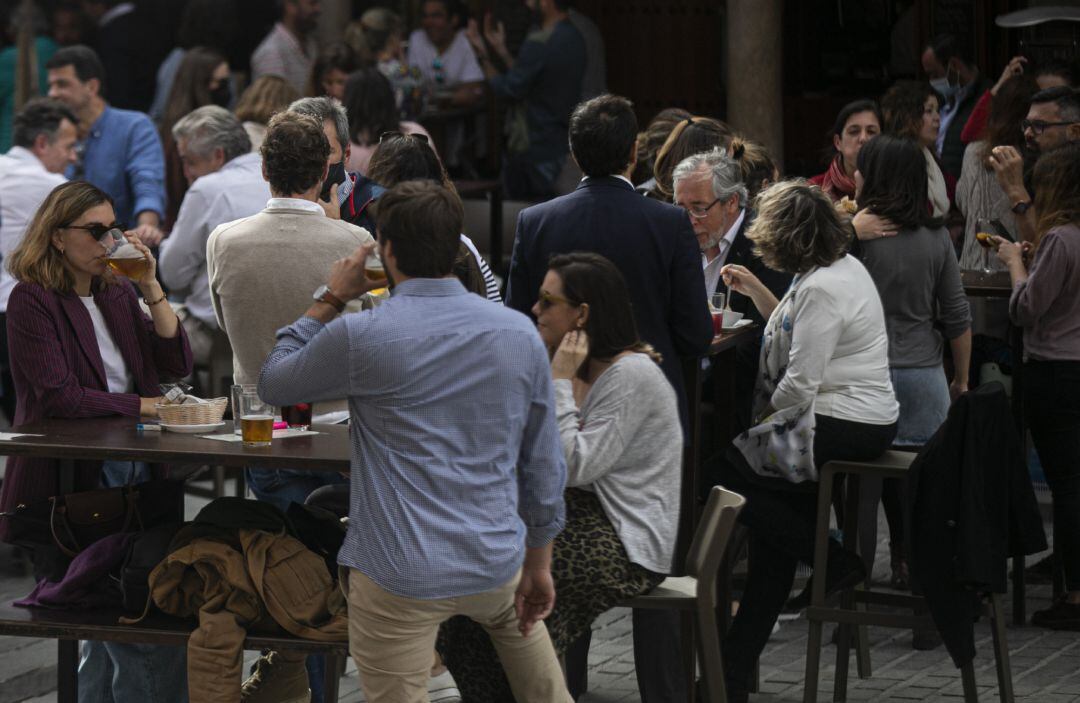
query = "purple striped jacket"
(0, 279, 192, 542)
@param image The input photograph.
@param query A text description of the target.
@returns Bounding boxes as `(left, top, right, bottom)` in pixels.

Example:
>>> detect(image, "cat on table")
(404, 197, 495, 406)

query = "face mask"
(210, 83, 232, 108)
(320, 161, 347, 202)
(929, 77, 957, 99)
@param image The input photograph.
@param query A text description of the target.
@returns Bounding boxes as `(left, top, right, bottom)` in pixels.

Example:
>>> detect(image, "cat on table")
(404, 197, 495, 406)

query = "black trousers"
(1025, 360, 1080, 592)
(0, 312, 16, 423)
(712, 414, 896, 701)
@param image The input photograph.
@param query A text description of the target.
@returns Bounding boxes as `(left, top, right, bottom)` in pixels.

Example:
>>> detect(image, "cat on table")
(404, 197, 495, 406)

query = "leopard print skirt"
(438, 487, 665, 702)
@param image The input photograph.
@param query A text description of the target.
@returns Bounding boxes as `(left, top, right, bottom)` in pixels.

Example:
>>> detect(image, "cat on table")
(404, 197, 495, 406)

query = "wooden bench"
(0, 602, 348, 702)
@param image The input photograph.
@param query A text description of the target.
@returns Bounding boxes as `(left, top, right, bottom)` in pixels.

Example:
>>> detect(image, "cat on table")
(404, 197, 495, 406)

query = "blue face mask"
(930, 77, 957, 99)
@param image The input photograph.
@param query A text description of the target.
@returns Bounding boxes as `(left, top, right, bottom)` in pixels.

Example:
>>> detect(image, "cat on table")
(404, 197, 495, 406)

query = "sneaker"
(241, 651, 311, 703)
(428, 668, 461, 702)
(1031, 597, 1080, 631)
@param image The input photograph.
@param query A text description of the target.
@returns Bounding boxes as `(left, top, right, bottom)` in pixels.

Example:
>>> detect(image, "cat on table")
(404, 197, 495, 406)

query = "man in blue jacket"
(46, 45, 166, 246)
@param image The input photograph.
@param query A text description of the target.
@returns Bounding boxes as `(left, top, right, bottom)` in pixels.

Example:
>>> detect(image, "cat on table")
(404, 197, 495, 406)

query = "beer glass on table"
(239, 391, 274, 447)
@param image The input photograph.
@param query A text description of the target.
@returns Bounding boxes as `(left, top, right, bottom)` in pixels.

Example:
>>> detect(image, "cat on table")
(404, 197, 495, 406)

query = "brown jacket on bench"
(148, 528, 348, 703)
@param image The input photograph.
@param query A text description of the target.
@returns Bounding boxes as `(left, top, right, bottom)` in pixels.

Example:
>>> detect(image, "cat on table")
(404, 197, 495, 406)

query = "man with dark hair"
(158, 106, 268, 368)
(0, 98, 78, 421)
(257, 178, 571, 702)
(252, 0, 321, 93)
(921, 33, 990, 180)
(46, 44, 166, 245)
(989, 86, 1080, 243)
(408, 0, 485, 105)
(78, 0, 153, 110)
(206, 112, 373, 702)
(506, 92, 712, 703)
(466, 0, 586, 199)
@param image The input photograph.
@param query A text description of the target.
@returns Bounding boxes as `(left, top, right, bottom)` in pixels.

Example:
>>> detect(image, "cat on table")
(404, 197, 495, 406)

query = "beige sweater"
(207, 201, 373, 411)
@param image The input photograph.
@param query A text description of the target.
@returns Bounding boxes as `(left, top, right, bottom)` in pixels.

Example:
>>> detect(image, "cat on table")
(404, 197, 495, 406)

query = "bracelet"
(143, 292, 167, 307)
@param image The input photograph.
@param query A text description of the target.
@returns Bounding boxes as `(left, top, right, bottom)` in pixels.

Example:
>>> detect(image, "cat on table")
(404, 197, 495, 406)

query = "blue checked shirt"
(258, 277, 567, 599)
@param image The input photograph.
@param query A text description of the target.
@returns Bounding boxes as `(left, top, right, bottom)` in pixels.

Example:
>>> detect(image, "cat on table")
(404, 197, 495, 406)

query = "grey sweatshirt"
(553, 353, 681, 574)
(859, 225, 971, 368)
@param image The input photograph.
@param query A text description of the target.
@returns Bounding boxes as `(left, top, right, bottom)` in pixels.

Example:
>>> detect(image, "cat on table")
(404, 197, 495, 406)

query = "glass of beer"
(365, 250, 387, 284)
(238, 391, 274, 447)
(975, 218, 996, 274)
(281, 402, 312, 430)
(105, 234, 150, 280)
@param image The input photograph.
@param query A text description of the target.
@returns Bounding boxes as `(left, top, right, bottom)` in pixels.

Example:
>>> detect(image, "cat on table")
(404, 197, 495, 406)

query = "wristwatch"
(312, 284, 346, 313)
(1011, 200, 1032, 215)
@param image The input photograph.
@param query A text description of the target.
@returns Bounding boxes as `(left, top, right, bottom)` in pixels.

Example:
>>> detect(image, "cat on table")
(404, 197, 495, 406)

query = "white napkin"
(200, 429, 321, 442)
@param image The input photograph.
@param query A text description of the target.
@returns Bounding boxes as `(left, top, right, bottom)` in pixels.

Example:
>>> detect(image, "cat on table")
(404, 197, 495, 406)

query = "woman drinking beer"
(0, 180, 191, 702)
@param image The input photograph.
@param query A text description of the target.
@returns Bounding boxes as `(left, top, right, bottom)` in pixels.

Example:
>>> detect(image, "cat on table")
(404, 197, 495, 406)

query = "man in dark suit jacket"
(672, 149, 792, 428)
(504, 93, 712, 703)
(922, 34, 991, 181)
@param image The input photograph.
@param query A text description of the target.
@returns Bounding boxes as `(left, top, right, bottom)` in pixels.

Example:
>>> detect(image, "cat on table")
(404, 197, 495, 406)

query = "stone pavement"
(1, 493, 1077, 702)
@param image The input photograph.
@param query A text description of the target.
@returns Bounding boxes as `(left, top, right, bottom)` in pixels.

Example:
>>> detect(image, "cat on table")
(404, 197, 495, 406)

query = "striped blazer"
(0, 279, 192, 542)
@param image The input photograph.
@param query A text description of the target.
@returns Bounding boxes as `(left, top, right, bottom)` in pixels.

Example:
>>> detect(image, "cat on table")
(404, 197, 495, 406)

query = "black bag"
(119, 522, 184, 613)
(2, 480, 183, 558)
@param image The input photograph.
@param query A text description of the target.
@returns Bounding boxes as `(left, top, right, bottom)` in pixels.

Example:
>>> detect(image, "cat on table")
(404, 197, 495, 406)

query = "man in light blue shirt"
(158, 105, 270, 365)
(46, 45, 166, 245)
(259, 180, 571, 702)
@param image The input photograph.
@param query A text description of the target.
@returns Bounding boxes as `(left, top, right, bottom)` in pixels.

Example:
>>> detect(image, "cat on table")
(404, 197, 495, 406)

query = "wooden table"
(676, 323, 760, 571)
(961, 270, 1031, 626)
(0, 418, 351, 702)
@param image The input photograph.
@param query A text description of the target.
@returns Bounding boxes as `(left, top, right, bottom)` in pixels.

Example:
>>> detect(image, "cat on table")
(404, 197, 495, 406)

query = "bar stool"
(802, 450, 1014, 703)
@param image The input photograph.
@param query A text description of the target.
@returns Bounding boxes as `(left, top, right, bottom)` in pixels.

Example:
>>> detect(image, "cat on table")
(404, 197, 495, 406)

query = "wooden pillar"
(726, 0, 784, 168)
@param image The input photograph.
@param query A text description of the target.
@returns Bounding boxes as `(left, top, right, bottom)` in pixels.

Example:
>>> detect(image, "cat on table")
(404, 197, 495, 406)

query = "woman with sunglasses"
(440, 252, 682, 702)
(0, 181, 191, 702)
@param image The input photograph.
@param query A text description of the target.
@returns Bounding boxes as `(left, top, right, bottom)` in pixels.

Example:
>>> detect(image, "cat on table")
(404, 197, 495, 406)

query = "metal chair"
(803, 451, 1014, 703)
(620, 485, 746, 703)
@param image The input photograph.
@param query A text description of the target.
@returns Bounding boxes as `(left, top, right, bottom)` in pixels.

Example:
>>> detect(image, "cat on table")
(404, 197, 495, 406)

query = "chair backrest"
(684, 486, 745, 603)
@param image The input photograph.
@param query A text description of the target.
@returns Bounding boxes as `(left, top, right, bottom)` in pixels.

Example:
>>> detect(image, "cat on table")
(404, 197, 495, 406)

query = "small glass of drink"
(238, 390, 274, 447)
(231, 384, 255, 435)
(975, 218, 996, 274)
(281, 402, 312, 431)
(365, 250, 387, 285)
(105, 233, 150, 280)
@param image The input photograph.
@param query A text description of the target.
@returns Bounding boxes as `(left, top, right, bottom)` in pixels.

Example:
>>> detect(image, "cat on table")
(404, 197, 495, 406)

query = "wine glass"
(975, 218, 995, 275)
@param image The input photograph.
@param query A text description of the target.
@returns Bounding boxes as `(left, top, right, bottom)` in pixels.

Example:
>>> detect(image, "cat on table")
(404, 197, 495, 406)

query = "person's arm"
(720, 263, 781, 321)
(988, 146, 1036, 243)
(157, 186, 212, 291)
(770, 285, 844, 412)
(515, 542, 555, 637)
(667, 215, 714, 357)
(959, 89, 992, 144)
(998, 232, 1064, 328)
(7, 286, 144, 418)
(948, 330, 972, 398)
(486, 31, 547, 100)
(126, 115, 166, 244)
(935, 235, 972, 397)
(503, 211, 533, 314)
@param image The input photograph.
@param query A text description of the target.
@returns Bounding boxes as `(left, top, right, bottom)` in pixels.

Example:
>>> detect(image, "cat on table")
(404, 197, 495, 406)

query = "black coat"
(906, 382, 1046, 668)
(505, 176, 714, 429)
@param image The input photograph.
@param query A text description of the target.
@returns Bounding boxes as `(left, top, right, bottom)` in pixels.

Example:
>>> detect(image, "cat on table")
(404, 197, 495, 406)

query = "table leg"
(489, 187, 504, 276)
(57, 639, 78, 703)
(1010, 326, 1026, 626)
(676, 356, 704, 575)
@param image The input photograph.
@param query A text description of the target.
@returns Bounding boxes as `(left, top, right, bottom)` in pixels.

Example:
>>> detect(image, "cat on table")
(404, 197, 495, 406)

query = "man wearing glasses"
(990, 86, 1080, 243)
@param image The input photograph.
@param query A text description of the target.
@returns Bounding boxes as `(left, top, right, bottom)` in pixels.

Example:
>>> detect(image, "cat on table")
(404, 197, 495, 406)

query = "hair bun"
(730, 138, 746, 160)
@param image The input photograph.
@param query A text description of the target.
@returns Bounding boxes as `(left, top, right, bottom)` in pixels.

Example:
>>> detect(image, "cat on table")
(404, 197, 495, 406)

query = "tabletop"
(961, 270, 1012, 298)
(2, 417, 351, 471)
(709, 322, 760, 355)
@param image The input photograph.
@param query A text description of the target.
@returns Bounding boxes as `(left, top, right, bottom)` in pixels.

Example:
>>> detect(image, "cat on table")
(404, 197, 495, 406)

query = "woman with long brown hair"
(647, 115, 732, 201)
(0, 180, 191, 700)
(233, 75, 300, 152)
(881, 80, 951, 217)
(996, 141, 1080, 630)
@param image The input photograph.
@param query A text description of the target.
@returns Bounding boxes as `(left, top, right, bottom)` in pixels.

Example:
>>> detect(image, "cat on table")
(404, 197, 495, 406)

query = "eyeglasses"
(682, 198, 721, 219)
(61, 222, 124, 242)
(378, 131, 431, 145)
(537, 290, 573, 310)
(1021, 119, 1077, 136)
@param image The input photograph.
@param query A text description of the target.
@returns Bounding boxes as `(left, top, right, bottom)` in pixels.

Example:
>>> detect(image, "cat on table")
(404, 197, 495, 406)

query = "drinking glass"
(238, 390, 273, 447)
(365, 250, 387, 284)
(711, 292, 727, 311)
(281, 402, 312, 431)
(975, 218, 995, 274)
(105, 233, 150, 280)
(231, 384, 256, 435)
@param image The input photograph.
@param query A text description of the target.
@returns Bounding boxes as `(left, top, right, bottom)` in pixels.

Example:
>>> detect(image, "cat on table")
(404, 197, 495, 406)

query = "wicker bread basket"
(156, 397, 229, 425)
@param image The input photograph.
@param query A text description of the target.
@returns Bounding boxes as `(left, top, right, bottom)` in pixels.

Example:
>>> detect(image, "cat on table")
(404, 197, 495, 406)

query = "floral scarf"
(733, 272, 819, 484)
(819, 155, 856, 203)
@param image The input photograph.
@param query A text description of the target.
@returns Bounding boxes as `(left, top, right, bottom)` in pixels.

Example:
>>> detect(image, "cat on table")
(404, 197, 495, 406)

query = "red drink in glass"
(711, 310, 723, 336)
(281, 402, 312, 430)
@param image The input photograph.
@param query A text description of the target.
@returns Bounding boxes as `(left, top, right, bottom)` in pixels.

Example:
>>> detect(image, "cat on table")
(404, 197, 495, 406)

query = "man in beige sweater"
(206, 109, 373, 703)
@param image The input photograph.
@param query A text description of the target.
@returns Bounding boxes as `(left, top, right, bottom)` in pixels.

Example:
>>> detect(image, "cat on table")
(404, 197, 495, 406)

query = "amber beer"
(365, 262, 387, 283)
(107, 256, 149, 279)
(241, 414, 274, 446)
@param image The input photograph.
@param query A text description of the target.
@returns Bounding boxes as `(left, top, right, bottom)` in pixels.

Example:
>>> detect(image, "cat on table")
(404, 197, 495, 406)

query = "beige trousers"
(347, 569, 572, 703)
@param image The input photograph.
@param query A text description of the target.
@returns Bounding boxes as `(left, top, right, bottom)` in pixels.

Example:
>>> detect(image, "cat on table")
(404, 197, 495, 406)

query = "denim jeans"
(890, 365, 951, 447)
(80, 461, 185, 703)
(246, 468, 348, 703)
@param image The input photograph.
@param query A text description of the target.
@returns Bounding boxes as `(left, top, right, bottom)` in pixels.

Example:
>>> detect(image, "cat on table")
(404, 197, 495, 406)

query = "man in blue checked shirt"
(258, 180, 572, 703)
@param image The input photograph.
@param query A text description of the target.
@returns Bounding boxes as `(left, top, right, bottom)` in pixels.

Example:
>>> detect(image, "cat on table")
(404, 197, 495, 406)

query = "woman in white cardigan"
(712, 180, 899, 703)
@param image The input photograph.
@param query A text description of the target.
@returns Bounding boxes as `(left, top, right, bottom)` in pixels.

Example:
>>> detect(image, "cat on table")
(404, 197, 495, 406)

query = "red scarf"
(819, 155, 856, 202)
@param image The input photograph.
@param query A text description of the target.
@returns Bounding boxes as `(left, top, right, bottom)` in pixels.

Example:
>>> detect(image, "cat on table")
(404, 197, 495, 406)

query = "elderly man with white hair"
(158, 105, 271, 365)
(673, 148, 791, 428)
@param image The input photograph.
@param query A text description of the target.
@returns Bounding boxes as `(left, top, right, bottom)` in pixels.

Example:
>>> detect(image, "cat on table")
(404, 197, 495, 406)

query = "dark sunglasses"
(378, 131, 430, 145)
(61, 222, 125, 242)
(537, 290, 573, 310)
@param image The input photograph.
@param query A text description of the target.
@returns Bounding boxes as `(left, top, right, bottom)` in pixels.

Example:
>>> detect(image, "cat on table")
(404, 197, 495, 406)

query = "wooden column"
(726, 0, 784, 168)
